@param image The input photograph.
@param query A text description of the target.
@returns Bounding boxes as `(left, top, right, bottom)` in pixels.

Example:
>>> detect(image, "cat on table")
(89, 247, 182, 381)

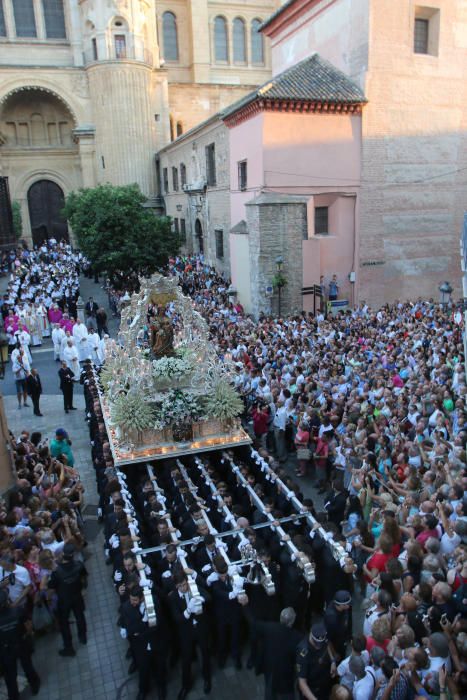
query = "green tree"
(11, 201, 22, 240)
(63, 183, 179, 280)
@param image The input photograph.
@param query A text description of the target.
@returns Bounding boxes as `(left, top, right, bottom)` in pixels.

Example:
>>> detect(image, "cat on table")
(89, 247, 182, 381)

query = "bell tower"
(80, 0, 169, 196)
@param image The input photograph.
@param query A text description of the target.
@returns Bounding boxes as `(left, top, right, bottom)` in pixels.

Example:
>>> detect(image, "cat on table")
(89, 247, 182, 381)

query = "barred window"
(0, 1, 6, 36)
(180, 218, 186, 243)
(215, 229, 224, 259)
(180, 163, 186, 187)
(163, 168, 169, 193)
(251, 19, 264, 64)
(172, 166, 179, 191)
(43, 0, 66, 39)
(315, 206, 329, 235)
(205, 143, 216, 187)
(214, 16, 228, 62)
(163, 11, 178, 61)
(233, 18, 246, 63)
(414, 18, 428, 54)
(12, 0, 37, 37)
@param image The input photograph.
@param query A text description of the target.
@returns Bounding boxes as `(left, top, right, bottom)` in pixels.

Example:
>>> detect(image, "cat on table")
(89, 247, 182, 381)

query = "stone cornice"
(223, 97, 364, 127)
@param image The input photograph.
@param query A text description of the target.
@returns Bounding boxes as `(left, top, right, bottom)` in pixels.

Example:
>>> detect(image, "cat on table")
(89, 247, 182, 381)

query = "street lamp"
(439, 281, 453, 308)
(0, 331, 9, 380)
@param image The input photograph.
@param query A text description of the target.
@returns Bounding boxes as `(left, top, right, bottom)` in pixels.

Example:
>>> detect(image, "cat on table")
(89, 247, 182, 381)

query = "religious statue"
(150, 309, 174, 358)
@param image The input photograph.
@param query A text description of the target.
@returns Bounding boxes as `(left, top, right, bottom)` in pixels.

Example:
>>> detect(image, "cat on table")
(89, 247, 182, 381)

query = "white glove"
(206, 572, 219, 586)
(201, 564, 212, 573)
(120, 628, 127, 639)
(162, 570, 172, 579)
(187, 598, 198, 613)
(228, 591, 238, 600)
(114, 571, 123, 582)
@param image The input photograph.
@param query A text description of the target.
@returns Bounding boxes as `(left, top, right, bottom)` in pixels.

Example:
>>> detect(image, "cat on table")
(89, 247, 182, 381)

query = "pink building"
(228, 0, 467, 315)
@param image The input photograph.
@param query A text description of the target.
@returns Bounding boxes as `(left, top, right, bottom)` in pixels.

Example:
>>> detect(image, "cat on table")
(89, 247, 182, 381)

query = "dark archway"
(27, 180, 68, 246)
(195, 218, 204, 254)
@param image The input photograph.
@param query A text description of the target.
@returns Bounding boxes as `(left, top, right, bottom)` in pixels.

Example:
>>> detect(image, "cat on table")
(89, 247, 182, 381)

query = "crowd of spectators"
(96, 255, 466, 700)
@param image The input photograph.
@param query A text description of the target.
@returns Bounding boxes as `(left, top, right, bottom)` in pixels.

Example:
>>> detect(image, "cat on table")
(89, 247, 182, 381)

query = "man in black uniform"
(119, 585, 167, 700)
(245, 605, 302, 700)
(296, 622, 336, 700)
(168, 570, 211, 699)
(323, 589, 352, 661)
(48, 542, 87, 656)
(58, 360, 75, 413)
(0, 589, 41, 699)
(25, 368, 43, 416)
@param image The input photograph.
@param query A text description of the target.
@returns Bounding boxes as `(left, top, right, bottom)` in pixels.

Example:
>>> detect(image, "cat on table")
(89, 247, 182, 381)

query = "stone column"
(188, 0, 210, 83)
(245, 193, 308, 319)
(73, 126, 97, 188)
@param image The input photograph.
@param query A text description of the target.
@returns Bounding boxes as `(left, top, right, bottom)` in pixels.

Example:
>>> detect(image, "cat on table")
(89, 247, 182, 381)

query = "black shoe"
(136, 693, 146, 700)
(177, 689, 189, 700)
(65, 409, 69, 414)
(23, 402, 30, 407)
(30, 677, 41, 695)
(157, 688, 167, 700)
(203, 680, 211, 694)
(218, 656, 226, 669)
(246, 656, 254, 670)
(70, 407, 77, 410)
(78, 636, 87, 645)
(128, 660, 137, 675)
(59, 648, 76, 657)
(235, 658, 242, 670)
(35, 412, 43, 417)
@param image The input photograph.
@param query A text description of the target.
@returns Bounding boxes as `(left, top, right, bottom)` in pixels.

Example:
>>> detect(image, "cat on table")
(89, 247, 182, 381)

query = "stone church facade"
(0, 0, 279, 244)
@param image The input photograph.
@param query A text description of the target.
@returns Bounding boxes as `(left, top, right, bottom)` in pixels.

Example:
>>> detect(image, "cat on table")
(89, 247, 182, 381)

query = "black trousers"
(62, 385, 73, 410)
(0, 644, 39, 700)
(180, 628, 211, 689)
(31, 394, 41, 415)
(217, 617, 240, 662)
(57, 597, 86, 649)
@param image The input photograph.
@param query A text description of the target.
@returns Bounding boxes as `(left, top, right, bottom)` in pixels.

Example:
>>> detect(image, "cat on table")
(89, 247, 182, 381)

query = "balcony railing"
(83, 47, 153, 66)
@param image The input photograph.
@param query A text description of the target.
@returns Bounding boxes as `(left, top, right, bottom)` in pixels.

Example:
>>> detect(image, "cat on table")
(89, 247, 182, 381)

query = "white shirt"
(0, 564, 31, 603)
(353, 668, 377, 700)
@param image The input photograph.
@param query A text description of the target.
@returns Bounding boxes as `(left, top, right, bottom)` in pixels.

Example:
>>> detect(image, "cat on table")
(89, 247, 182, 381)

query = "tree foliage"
(11, 201, 22, 240)
(63, 183, 179, 280)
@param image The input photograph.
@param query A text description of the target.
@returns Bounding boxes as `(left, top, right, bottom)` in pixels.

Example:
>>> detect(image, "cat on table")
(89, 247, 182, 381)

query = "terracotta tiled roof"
(260, 0, 298, 32)
(222, 54, 366, 120)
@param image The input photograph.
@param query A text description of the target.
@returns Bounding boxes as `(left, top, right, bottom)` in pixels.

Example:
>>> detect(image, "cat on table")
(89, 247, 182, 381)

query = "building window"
(414, 18, 429, 53)
(180, 218, 186, 243)
(251, 19, 264, 64)
(205, 143, 216, 187)
(172, 167, 179, 191)
(0, 0, 6, 36)
(12, 0, 37, 37)
(173, 217, 179, 234)
(114, 34, 126, 58)
(233, 17, 246, 63)
(214, 16, 228, 62)
(43, 0, 66, 38)
(92, 37, 98, 60)
(162, 11, 178, 61)
(315, 206, 329, 235)
(215, 229, 224, 259)
(169, 115, 175, 142)
(180, 163, 186, 187)
(163, 167, 169, 193)
(176, 121, 183, 137)
(238, 160, 247, 191)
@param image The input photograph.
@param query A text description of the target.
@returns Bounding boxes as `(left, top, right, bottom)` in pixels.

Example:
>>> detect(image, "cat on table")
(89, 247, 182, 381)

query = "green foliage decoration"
(203, 379, 244, 420)
(111, 392, 156, 433)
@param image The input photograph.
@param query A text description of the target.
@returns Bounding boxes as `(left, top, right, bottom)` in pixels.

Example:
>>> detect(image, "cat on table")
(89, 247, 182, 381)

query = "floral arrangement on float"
(100, 272, 250, 458)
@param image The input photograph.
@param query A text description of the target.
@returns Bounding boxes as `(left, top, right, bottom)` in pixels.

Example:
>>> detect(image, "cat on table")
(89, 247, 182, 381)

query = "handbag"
(296, 447, 311, 460)
(32, 601, 54, 631)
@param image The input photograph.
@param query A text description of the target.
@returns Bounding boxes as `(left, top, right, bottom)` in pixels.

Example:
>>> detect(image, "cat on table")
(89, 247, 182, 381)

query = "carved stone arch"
(0, 82, 84, 125)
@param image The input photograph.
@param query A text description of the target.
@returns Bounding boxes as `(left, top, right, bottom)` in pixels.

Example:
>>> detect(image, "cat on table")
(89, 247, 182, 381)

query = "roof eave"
(223, 96, 367, 127)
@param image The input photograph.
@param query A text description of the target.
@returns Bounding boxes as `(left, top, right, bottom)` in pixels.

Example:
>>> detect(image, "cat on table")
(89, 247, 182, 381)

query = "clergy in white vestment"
(60, 331, 73, 361)
(63, 339, 80, 375)
(97, 334, 109, 365)
(87, 330, 100, 364)
(72, 319, 89, 362)
(16, 327, 32, 364)
(36, 302, 50, 337)
(52, 324, 65, 361)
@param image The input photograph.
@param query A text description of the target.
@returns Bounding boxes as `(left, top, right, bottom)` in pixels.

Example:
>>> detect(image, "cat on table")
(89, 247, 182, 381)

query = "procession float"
(98, 273, 251, 466)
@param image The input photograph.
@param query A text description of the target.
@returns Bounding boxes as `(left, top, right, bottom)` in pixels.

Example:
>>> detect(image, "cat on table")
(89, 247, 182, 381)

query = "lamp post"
(0, 331, 9, 380)
(439, 281, 453, 309)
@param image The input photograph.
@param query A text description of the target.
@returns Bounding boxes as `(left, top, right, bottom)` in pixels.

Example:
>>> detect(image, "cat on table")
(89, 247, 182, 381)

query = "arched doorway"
(195, 218, 204, 254)
(27, 180, 68, 246)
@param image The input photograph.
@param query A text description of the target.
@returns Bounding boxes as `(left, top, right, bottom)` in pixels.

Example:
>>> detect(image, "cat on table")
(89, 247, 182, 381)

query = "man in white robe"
(72, 319, 89, 362)
(16, 326, 32, 364)
(52, 324, 65, 361)
(97, 334, 109, 365)
(60, 331, 73, 361)
(87, 329, 100, 364)
(63, 339, 80, 376)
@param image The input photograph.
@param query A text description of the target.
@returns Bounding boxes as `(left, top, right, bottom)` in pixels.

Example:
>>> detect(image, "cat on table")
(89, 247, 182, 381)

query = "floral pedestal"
(172, 422, 194, 442)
